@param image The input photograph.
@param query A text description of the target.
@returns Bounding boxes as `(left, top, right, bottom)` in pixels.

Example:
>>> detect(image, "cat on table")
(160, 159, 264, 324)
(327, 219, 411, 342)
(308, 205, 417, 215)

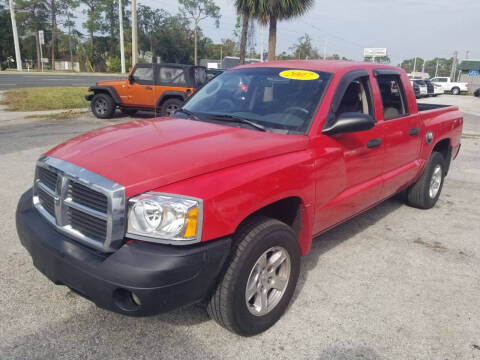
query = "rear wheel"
(91, 93, 115, 119)
(451, 87, 460, 95)
(207, 217, 301, 336)
(160, 98, 183, 117)
(405, 151, 445, 209)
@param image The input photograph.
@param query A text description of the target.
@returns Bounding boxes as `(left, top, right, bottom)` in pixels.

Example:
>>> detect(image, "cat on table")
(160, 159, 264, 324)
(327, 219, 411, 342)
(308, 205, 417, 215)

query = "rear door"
(373, 70, 423, 197)
(123, 64, 156, 108)
(313, 70, 385, 234)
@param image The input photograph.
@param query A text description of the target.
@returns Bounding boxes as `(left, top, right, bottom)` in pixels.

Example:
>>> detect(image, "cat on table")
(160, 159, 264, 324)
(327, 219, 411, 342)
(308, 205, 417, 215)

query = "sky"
(98, 0, 480, 65)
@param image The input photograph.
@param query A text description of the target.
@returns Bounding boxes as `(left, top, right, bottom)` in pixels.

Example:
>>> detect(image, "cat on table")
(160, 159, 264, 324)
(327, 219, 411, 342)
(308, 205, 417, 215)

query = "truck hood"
(46, 118, 309, 197)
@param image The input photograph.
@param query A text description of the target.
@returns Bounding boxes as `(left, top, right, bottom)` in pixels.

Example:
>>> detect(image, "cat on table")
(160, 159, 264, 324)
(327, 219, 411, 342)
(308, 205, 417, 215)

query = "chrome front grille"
(32, 156, 126, 252)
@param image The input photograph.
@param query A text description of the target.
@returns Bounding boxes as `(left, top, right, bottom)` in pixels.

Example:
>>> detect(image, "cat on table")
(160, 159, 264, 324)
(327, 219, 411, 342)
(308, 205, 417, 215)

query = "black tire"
(91, 93, 115, 119)
(120, 108, 138, 116)
(160, 98, 183, 117)
(451, 87, 460, 95)
(406, 151, 445, 209)
(207, 216, 301, 336)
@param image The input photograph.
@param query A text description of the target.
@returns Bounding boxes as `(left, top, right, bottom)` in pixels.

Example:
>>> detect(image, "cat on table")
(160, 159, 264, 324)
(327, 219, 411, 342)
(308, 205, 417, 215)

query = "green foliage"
(401, 57, 453, 77)
(0, 5, 14, 68)
(289, 33, 319, 59)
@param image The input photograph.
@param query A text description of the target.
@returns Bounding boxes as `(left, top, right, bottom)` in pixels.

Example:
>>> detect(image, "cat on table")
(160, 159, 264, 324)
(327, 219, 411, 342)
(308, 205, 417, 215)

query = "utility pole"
(8, 0, 22, 71)
(131, 0, 138, 66)
(450, 51, 457, 80)
(435, 59, 439, 77)
(260, 24, 264, 62)
(413, 56, 417, 75)
(118, 0, 126, 73)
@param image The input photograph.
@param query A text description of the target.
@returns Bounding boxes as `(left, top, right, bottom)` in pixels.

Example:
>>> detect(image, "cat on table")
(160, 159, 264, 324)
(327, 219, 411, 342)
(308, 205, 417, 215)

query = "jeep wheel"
(451, 87, 460, 95)
(161, 98, 183, 117)
(91, 93, 115, 119)
(207, 217, 301, 336)
(405, 151, 445, 209)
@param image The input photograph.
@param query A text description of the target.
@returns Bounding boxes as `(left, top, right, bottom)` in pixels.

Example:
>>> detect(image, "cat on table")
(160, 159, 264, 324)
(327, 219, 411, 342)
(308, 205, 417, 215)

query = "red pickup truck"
(16, 61, 462, 336)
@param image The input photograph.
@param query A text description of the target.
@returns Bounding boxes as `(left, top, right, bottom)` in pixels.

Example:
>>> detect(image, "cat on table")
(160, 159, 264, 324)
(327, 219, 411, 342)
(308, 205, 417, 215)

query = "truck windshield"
(180, 67, 332, 134)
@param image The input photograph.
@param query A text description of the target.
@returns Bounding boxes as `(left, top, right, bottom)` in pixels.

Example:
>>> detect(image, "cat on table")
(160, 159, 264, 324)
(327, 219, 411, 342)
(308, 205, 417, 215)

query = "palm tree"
(235, 0, 257, 65)
(258, 0, 314, 61)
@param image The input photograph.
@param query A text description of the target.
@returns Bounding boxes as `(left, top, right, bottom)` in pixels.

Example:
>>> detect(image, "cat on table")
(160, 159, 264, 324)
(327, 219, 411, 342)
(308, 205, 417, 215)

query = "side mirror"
(322, 112, 375, 135)
(128, 74, 134, 84)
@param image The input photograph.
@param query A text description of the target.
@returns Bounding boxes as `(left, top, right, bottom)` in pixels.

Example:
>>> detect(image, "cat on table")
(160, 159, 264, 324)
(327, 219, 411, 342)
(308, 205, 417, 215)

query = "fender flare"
(156, 91, 187, 107)
(88, 86, 121, 104)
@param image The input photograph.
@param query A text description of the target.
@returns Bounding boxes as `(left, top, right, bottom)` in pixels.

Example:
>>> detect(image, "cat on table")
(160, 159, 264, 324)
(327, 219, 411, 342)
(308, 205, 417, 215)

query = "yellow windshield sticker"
(279, 70, 319, 80)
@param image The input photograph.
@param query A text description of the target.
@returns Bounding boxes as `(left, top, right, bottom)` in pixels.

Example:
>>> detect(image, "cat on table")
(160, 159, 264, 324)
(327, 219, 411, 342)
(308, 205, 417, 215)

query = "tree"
(401, 57, 424, 74)
(256, 0, 314, 61)
(179, 0, 220, 65)
(0, 3, 14, 68)
(137, 4, 168, 59)
(16, 0, 49, 70)
(235, 0, 257, 64)
(289, 33, 318, 59)
(50, 0, 79, 70)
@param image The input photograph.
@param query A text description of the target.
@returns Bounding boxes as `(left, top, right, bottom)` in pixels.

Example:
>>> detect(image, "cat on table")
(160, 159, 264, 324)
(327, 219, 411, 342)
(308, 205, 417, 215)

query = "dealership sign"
(364, 48, 387, 57)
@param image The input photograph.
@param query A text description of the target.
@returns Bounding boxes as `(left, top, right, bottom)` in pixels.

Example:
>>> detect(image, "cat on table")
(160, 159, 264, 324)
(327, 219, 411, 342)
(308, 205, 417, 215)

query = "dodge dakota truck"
(16, 60, 463, 336)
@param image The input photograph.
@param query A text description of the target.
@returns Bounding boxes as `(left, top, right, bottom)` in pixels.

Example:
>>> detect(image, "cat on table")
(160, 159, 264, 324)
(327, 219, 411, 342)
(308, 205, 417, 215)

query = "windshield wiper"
(205, 114, 267, 132)
(176, 108, 201, 121)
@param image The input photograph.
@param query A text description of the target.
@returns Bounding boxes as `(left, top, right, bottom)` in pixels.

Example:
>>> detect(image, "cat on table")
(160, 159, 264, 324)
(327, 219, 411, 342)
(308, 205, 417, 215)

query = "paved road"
(0, 72, 123, 90)
(0, 97, 479, 359)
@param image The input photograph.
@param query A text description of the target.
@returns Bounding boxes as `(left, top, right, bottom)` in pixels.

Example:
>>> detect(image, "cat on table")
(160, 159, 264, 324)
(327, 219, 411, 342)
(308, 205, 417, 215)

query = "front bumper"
(16, 189, 231, 316)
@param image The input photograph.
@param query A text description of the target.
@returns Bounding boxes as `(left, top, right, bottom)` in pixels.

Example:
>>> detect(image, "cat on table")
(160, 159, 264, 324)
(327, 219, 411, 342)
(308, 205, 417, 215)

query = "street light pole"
(118, 0, 126, 73)
(8, 0, 22, 71)
(131, 0, 138, 66)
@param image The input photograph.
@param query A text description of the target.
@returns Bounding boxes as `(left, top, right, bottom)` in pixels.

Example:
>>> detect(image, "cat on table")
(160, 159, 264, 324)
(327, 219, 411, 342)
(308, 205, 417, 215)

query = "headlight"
(126, 193, 202, 245)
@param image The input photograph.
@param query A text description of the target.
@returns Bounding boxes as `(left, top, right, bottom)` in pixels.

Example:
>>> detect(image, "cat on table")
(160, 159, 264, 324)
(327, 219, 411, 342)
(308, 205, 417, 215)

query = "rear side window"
(158, 67, 186, 85)
(376, 75, 409, 120)
(132, 67, 153, 84)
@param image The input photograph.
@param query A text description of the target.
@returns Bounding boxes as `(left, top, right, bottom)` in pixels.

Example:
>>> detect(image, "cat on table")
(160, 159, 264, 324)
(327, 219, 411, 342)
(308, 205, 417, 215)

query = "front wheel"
(207, 217, 301, 336)
(91, 93, 115, 119)
(160, 98, 183, 117)
(405, 151, 445, 209)
(451, 87, 460, 95)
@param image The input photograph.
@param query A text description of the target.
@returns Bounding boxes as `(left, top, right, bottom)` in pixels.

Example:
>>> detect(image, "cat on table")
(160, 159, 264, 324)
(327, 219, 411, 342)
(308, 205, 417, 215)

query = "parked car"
(433, 82, 444, 96)
(411, 79, 428, 97)
(474, 88, 480, 97)
(17, 61, 463, 336)
(430, 77, 468, 95)
(411, 81, 421, 98)
(85, 63, 208, 119)
(424, 79, 435, 96)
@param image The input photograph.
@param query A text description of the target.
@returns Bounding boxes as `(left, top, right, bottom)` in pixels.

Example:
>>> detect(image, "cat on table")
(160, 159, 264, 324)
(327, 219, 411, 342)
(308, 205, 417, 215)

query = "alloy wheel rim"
(95, 99, 107, 115)
(429, 164, 442, 198)
(166, 104, 179, 116)
(245, 246, 291, 316)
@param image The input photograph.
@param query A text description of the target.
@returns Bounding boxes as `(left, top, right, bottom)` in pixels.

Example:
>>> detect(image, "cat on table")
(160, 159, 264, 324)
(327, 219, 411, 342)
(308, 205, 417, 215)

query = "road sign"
(469, 70, 479, 77)
(38, 30, 44, 45)
(364, 48, 387, 57)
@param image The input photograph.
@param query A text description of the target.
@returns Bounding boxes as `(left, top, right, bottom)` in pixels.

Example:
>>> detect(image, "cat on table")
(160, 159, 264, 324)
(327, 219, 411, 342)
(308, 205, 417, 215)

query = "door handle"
(408, 128, 419, 136)
(145, 86, 153, 90)
(366, 138, 382, 149)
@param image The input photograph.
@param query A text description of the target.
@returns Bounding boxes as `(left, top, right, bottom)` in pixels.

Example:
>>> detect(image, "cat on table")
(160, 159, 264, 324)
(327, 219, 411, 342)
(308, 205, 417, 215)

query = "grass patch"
(24, 109, 89, 120)
(2, 87, 89, 111)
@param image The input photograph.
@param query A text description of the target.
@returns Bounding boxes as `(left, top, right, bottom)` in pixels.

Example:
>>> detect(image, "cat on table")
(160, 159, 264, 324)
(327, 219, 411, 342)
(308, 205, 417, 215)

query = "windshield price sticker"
(279, 70, 319, 80)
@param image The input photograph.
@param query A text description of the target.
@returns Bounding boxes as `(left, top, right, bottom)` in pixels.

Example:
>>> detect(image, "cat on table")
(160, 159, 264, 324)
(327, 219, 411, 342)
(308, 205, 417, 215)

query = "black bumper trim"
(16, 189, 231, 316)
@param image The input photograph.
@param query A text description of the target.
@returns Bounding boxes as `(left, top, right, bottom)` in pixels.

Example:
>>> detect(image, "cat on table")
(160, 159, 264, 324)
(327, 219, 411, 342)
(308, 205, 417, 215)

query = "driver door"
(313, 72, 385, 234)
(123, 64, 156, 108)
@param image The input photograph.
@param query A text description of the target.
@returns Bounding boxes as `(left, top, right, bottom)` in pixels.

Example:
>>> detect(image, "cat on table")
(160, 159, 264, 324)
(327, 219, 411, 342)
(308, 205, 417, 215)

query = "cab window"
(132, 67, 153, 85)
(376, 75, 408, 120)
(337, 77, 374, 117)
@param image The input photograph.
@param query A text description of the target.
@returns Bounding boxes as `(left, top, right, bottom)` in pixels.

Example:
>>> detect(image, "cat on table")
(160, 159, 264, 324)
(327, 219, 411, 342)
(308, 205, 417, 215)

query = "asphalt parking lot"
(0, 95, 479, 359)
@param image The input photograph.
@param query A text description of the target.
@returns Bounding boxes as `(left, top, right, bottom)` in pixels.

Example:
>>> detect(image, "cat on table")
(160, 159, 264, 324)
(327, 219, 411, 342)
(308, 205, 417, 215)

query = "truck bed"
(417, 103, 452, 112)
